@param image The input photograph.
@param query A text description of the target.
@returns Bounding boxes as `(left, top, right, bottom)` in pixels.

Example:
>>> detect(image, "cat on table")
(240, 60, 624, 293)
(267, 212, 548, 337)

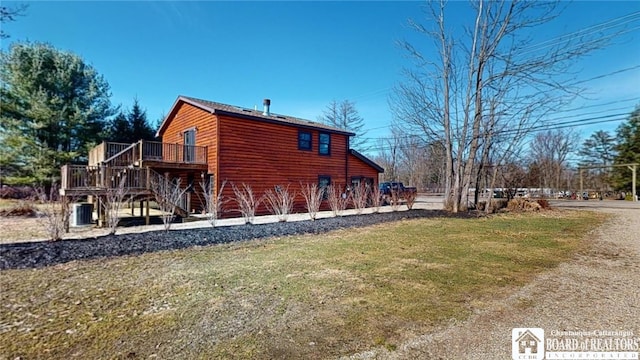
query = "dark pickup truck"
(379, 182, 417, 204)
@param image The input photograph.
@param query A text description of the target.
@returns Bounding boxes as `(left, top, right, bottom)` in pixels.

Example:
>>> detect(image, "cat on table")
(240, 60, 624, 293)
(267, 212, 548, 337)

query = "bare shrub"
(327, 184, 348, 217)
(405, 191, 417, 210)
(151, 175, 188, 231)
(263, 184, 296, 222)
(390, 190, 401, 211)
(0, 201, 38, 217)
(300, 182, 323, 220)
(370, 185, 383, 213)
(493, 199, 509, 211)
(0, 186, 36, 200)
(536, 199, 550, 209)
(232, 183, 261, 224)
(35, 185, 70, 241)
(200, 179, 228, 227)
(508, 198, 542, 212)
(351, 183, 368, 214)
(96, 174, 129, 235)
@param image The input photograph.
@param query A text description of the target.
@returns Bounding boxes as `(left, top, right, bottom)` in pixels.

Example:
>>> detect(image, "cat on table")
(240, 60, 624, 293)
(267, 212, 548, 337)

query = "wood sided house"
(60, 96, 384, 224)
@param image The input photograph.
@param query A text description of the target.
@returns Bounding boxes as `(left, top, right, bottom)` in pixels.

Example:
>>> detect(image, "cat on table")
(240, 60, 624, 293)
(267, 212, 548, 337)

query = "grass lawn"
(0, 210, 605, 359)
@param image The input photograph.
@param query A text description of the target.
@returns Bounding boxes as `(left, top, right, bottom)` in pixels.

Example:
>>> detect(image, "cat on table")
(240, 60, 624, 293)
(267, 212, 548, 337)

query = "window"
(319, 132, 331, 155)
(318, 175, 331, 200)
(184, 128, 196, 162)
(298, 131, 312, 150)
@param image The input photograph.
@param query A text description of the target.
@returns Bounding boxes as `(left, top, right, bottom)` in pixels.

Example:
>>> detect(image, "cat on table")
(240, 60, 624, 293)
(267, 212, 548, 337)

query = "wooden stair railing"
(102, 141, 140, 167)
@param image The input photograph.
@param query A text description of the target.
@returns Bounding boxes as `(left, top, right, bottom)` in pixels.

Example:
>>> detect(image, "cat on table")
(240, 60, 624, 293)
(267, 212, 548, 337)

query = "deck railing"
(140, 141, 207, 164)
(89, 141, 208, 167)
(61, 164, 188, 215)
(61, 165, 151, 191)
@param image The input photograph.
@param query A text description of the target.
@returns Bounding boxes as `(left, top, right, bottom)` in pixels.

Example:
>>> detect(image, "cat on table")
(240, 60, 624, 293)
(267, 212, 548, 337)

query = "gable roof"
(156, 96, 355, 137)
(350, 149, 384, 173)
(515, 330, 541, 343)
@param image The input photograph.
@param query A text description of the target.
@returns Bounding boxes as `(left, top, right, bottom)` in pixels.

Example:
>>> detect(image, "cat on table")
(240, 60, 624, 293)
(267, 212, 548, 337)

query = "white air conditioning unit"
(71, 203, 93, 227)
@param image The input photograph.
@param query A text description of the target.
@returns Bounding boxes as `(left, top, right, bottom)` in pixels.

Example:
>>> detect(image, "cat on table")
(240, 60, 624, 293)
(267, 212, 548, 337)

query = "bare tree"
(35, 184, 70, 241)
(200, 178, 228, 227)
(529, 129, 579, 192)
(0, 4, 28, 39)
(391, 0, 619, 212)
(262, 185, 296, 222)
(300, 182, 323, 220)
(319, 99, 368, 152)
(232, 183, 261, 224)
(151, 175, 187, 231)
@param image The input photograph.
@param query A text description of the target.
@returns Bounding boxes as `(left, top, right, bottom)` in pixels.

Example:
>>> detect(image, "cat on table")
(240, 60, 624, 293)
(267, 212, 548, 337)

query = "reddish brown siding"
(161, 102, 218, 176)
(348, 154, 380, 186)
(216, 114, 350, 214)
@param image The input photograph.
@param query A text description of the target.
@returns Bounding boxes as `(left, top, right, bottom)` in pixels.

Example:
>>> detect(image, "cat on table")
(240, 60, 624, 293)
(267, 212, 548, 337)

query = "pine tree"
(129, 98, 155, 141)
(106, 98, 155, 143)
(611, 106, 640, 192)
(0, 42, 114, 186)
(319, 99, 368, 152)
(107, 111, 133, 143)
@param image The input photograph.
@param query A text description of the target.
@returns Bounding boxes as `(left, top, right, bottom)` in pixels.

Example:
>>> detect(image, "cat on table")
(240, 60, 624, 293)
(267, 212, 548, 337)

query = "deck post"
(145, 197, 150, 225)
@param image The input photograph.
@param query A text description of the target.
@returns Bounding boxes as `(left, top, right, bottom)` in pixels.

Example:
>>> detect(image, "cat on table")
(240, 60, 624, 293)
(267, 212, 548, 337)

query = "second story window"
(298, 131, 312, 150)
(319, 132, 331, 155)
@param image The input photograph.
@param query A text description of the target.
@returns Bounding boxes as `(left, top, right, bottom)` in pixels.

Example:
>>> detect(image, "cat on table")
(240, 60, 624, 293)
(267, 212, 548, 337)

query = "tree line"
(373, 106, 639, 199)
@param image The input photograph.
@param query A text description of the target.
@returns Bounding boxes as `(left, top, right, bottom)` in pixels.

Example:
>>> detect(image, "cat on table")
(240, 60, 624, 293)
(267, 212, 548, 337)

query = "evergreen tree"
(578, 130, 616, 166)
(129, 98, 155, 141)
(578, 130, 617, 190)
(107, 111, 133, 143)
(611, 105, 640, 192)
(0, 42, 114, 186)
(319, 99, 368, 152)
(106, 98, 155, 143)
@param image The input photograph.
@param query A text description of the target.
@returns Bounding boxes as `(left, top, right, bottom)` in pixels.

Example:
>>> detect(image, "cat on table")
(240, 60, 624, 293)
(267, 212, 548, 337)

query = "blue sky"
(2, 1, 639, 154)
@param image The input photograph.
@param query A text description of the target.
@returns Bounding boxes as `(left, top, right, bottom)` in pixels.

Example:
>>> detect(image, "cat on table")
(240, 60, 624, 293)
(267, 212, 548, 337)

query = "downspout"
(345, 135, 350, 186)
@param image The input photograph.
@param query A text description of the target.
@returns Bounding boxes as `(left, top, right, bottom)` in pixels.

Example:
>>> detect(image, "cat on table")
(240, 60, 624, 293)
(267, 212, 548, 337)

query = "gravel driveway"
(346, 202, 640, 359)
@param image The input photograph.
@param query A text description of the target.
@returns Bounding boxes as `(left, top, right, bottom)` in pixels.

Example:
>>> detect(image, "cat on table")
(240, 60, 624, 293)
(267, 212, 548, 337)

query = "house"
(60, 96, 384, 222)
(515, 329, 541, 355)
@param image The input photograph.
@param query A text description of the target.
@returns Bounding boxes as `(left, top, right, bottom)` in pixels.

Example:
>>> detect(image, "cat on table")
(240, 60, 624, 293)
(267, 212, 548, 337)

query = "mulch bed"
(0, 209, 477, 270)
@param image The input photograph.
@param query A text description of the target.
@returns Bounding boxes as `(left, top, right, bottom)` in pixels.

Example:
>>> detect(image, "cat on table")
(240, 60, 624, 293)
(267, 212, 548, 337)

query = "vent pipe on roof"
(263, 98, 271, 116)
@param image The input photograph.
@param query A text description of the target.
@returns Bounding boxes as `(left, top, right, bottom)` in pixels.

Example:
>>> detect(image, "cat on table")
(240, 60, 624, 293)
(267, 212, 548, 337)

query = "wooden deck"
(88, 140, 208, 170)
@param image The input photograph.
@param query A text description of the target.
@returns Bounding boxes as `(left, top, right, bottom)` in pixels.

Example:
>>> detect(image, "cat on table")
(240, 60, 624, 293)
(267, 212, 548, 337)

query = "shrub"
(327, 184, 348, 217)
(536, 199, 550, 209)
(405, 191, 417, 210)
(232, 183, 261, 224)
(0, 201, 38, 217)
(350, 184, 368, 214)
(35, 185, 71, 241)
(0, 186, 36, 200)
(200, 179, 228, 227)
(300, 182, 323, 220)
(370, 185, 383, 213)
(263, 184, 296, 222)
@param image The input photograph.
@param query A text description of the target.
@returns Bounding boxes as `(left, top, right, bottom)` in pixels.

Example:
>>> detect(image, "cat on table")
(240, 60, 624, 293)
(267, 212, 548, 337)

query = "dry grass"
(0, 210, 604, 359)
